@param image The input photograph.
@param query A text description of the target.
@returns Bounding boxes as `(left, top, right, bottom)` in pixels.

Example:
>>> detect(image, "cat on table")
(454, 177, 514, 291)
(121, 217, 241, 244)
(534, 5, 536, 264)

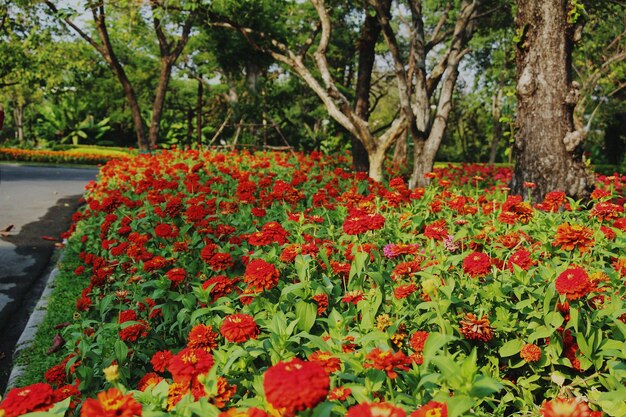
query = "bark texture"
(512, 0, 593, 201)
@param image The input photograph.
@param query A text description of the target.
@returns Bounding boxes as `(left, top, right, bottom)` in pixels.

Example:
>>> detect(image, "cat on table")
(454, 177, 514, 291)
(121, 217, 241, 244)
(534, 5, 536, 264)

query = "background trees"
(1, 0, 625, 198)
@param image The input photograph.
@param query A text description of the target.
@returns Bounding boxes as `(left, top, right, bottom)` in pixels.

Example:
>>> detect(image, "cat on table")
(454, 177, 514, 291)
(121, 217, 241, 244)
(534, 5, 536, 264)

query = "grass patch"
(13, 245, 88, 387)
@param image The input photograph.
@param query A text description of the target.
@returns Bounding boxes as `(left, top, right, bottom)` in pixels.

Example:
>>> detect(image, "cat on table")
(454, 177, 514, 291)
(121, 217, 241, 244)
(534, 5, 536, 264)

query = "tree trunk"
(488, 84, 503, 164)
(512, 0, 594, 201)
(351, 3, 388, 173)
(392, 130, 408, 170)
(368, 147, 386, 182)
(148, 60, 174, 149)
(13, 104, 23, 143)
(196, 77, 204, 147)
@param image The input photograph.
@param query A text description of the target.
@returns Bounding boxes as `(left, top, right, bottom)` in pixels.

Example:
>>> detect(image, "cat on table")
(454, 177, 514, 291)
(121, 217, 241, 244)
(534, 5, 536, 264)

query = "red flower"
(394, 283, 418, 299)
(507, 248, 535, 271)
(138, 372, 165, 391)
(343, 212, 385, 235)
(155, 223, 178, 239)
(151, 350, 173, 372)
(312, 293, 329, 316)
(248, 221, 289, 246)
(166, 267, 187, 287)
(411, 401, 448, 417)
(220, 407, 268, 417)
(243, 259, 279, 292)
(364, 348, 412, 379)
(462, 251, 492, 278)
(540, 397, 591, 417)
(187, 324, 219, 351)
(328, 386, 352, 401)
(119, 320, 149, 342)
(0, 383, 55, 417)
(423, 219, 448, 241)
(168, 347, 215, 384)
(409, 331, 429, 352)
(202, 275, 238, 302)
(220, 313, 260, 343)
(346, 402, 406, 417)
(307, 350, 342, 374)
(263, 358, 330, 414)
(80, 387, 142, 417)
(208, 252, 235, 271)
(520, 343, 542, 363)
(555, 268, 592, 300)
(341, 290, 365, 305)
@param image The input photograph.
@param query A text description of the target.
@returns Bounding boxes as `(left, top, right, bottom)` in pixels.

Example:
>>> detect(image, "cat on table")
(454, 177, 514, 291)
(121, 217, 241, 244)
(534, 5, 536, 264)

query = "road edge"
(5, 251, 64, 394)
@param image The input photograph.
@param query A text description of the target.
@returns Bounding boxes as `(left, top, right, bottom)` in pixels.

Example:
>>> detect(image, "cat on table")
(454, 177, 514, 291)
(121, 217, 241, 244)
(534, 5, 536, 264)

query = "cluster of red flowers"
(10, 150, 621, 416)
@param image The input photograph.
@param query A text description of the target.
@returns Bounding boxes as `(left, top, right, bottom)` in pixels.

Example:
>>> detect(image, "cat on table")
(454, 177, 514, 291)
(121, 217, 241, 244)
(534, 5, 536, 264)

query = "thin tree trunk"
(488, 84, 503, 164)
(13, 105, 23, 143)
(148, 59, 174, 148)
(196, 77, 204, 147)
(512, 0, 593, 200)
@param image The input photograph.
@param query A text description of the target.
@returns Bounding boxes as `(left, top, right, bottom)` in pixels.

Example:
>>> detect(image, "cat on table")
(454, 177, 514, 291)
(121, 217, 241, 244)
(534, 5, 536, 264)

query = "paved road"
(0, 164, 98, 393)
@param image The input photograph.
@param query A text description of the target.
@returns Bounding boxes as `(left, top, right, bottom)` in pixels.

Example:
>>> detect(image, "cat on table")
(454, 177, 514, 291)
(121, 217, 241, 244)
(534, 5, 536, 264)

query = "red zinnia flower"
(151, 349, 173, 372)
(220, 313, 260, 343)
(312, 293, 329, 316)
(202, 275, 238, 302)
(364, 348, 411, 379)
(80, 387, 142, 417)
(138, 372, 165, 391)
(346, 402, 406, 417)
(0, 383, 55, 417)
(507, 248, 535, 271)
(409, 331, 429, 352)
(307, 350, 342, 374)
(462, 251, 492, 278)
(166, 267, 187, 287)
(540, 397, 591, 417)
(243, 259, 279, 292)
(423, 219, 448, 241)
(263, 358, 330, 414)
(555, 268, 592, 300)
(554, 223, 594, 253)
(342, 212, 385, 235)
(328, 386, 352, 401)
(167, 347, 214, 384)
(411, 401, 448, 417)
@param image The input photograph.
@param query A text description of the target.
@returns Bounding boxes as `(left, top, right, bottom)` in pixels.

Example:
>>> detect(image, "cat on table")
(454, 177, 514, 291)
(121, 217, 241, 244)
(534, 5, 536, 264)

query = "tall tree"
(511, 0, 594, 200)
(210, 0, 484, 184)
(44, 1, 197, 150)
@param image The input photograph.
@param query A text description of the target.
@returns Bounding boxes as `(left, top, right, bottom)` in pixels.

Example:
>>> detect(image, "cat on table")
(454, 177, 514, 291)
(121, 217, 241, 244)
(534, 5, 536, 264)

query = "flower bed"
(0, 147, 130, 165)
(3, 150, 626, 417)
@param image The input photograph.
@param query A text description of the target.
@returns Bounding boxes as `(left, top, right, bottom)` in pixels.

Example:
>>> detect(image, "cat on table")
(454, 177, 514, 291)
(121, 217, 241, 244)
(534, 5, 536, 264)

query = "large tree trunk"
(352, 3, 388, 173)
(511, 0, 593, 201)
(392, 130, 408, 170)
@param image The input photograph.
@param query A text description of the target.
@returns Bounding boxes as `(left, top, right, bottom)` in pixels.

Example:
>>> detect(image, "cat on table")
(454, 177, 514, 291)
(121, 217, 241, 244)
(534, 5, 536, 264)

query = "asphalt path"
(0, 163, 98, 393)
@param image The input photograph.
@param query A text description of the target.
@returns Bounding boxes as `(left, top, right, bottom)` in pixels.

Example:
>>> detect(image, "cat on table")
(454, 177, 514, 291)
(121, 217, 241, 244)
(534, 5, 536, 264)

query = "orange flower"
(411, 401, 448, 417)
(328, 386, 352, 401)
(167, 381, 189, 410)
(187, 324, 219, 352)
(409, 331, 429, 352)
(540, 397, 591, 417)
(554, 223, 594, 252)
(137, 372, 165, 391)
(520, 343, 542, 363)
(80, 388, 142, 417)
(459, 313, 494, 342)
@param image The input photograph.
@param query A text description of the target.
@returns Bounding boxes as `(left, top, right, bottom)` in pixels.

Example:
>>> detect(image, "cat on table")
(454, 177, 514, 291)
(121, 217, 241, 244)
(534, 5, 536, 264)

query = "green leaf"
(470, 375, 504, 398)
(295, 301, 316, 333)
(114, 339, 129, 363)
(423, 333, 456, 367)
(499, 339, 523, 357)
